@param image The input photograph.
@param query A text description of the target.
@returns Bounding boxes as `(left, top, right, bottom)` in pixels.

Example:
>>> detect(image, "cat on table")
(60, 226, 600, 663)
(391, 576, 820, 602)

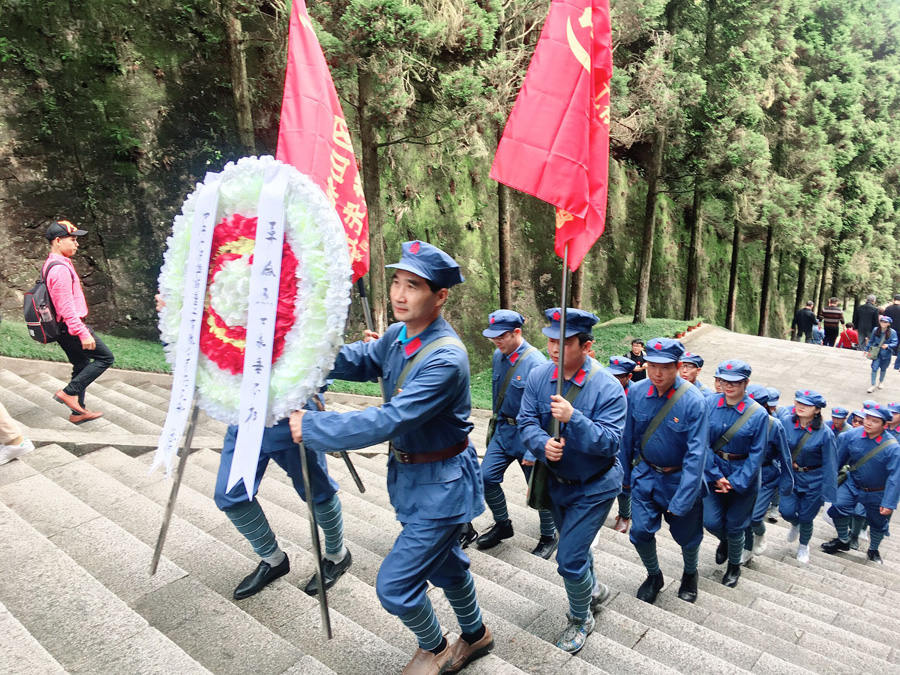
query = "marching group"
(4, 231, 900, 675)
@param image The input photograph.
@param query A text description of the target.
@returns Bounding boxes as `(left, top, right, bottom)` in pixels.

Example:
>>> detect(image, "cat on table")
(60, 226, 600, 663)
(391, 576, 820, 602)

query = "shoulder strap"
(640, 381, 694, 452)
(790, 429, 813, 461)
(42, 260, 70, 282)
(713, 400, 762, 452)
(493, 346, 538, 415)
(393, 336, 466, 395)
(849, 437, 898, 473)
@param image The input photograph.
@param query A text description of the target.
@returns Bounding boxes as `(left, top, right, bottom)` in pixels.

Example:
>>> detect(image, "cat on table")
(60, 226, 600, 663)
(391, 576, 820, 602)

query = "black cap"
(45, 220, 88, 241)
(893, 294, 900, 301)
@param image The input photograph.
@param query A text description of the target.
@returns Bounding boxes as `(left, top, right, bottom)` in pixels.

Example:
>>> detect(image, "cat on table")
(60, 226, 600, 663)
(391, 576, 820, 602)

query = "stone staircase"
(1, 355, 900, 675)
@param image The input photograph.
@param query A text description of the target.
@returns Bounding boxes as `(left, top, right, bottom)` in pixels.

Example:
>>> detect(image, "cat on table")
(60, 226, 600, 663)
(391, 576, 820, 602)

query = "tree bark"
(794, 254, 808, 316)
(358, 68, 387, 332)
(818, 244, 831, 307)
(758, 222, 776, 336)
(811, 267, 822, 313)
(222, 0, 255, 154)
(633, 129, 666, 324)
(684, 179, 703, 320)
(725, 219, 740, 331)
(571, 266, 584, 308)
(498, 181, 512, 308)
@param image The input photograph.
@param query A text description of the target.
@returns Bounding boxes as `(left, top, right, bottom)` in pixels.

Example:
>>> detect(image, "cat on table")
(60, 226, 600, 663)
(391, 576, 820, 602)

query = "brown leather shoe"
(54, 390, 87, 415)
(402, 642, 452, 675)
(613, 516, 631, 533)
(446, 626, 493, 674)
(69, 410, 104, 425)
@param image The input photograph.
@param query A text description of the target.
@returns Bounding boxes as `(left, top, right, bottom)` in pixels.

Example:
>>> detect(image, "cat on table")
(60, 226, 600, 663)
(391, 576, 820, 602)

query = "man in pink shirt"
(43, 220, 114, 423)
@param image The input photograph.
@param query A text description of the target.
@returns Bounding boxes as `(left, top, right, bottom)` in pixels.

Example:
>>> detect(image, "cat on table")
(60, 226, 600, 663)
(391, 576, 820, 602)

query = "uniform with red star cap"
(867, 318, 898, 392)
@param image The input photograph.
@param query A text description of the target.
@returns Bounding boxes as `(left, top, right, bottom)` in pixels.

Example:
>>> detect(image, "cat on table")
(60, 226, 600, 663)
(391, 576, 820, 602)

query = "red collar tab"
(666, 388, 675, 399)
(717, 397, 725, 408)
(404, 337, 422, 357)
(737, 401, 746, 413)
(509, 351, 520, 365)
(551, 366, 559, 380)
(876, 434, 884, 443)
(574, 366, 587, 386)
(647, 386, 656, 398)
(860, 429, 867, 438)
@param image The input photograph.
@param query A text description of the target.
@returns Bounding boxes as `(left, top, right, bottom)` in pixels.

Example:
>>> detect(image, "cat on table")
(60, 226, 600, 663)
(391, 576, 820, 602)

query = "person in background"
(849, 410, 865, 428)
(828, 407, 851, 436)
(791, 301, 817, 342)
(679, 352, 715, 397)
(819, 297, 845, 347)
(608, 356, 637, 534)
(835, 322, 858, 350)
(866, 316, 897, 393)
(810, 320, 825, 345)
(626, 339, 648, 382)
(0, 402, 34, 465)
(853, 295, 880, 351)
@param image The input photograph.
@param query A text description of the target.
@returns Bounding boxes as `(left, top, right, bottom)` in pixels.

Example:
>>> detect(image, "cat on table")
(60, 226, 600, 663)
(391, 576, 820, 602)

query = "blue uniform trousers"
(630, 474, 704, 549)
(214, 418, 338, 510)
(482, 444, 530, 485)
(376, 521, 470, 616)
(832, 483, 891, 534)
(548, 482, 615, 580)
(779, 489, 822, 525)
(751, 473, 781, 525)
(704, 486, 758, 538)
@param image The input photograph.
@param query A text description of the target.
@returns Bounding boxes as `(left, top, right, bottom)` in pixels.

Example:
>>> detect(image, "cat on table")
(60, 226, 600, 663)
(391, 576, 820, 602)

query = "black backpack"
(23, 261, 71, 344)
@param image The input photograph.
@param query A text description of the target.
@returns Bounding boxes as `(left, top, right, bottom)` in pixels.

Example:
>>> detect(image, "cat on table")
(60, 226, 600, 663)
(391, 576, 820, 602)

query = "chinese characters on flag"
(276, 0, 369, 282)
(490, 0, 613, 271)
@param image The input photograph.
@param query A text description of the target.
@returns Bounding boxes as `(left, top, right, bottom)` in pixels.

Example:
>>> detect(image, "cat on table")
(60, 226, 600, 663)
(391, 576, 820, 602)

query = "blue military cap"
(794, 389, 826, 408)
(863, 399, 879, 410)
(850, 409, 864, 421)
(541, 308, 599, 339)
(483, 310, 525, 338)
(644, 337, 685, 364)
(865, 406, 892, 422)
(831, 406, 849, 419)
(715, 359, 751, 382)
(767, 387, 781, 405)
(880, 315, 893, 325)
(607, 355, 636, 375)
(679, 351, 704, 367)
(746, 384, 770, 406)
(887, 402, 900, 414)
(385, 240, 465, 289)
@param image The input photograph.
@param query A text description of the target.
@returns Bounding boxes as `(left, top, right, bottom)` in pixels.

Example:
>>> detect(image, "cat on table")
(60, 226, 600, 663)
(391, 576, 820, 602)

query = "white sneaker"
(0, 439, 35, 465)
(867, 385, 876, 393)
(860, 528, 869, 542)
(741, 549, 753, 565)
(878, 382, 885, 390)
(796, 544, 810, 564)
(753, 534, 768, 556)
(787, 524, 799, 542)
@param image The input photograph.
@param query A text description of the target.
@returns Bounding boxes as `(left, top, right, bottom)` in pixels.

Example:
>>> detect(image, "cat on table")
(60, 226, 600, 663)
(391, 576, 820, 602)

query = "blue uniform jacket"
(620, 376, 709, 516)
(301, 317, 483, 525)
(762, 415, 794, 495)
(694, 381, 716, 398)
(488, 341, 547, 462)
(869, 327, 898, 362)
(827, 421, 851, 437)
(782, 417, 837, 502)
(837, 429, 900, 510)
(704, 394, 769, 493)
(518, 357, 626, 495)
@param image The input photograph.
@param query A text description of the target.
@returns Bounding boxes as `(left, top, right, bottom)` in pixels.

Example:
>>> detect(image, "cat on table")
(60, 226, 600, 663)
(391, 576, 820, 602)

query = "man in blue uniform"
(518, 308, 627, 654)
(475, 310, 557, 558)
(215, 394, 351, 600)
(704, 360, 769, 588)
(822, 406, 900, 564)
(742, 385, 793, 561)
(763, 387, 785, 522)
(886, 403, 900, 434)
(828, 407, 850, 436)
(678, 352, 715, 397)
(291, 241, 491, 675)
(608, 356, 636, 533)
(620, 338, 709, 604)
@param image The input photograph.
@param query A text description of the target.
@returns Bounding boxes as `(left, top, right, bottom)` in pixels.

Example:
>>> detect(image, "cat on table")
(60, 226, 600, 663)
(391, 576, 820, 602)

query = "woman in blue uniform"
(866, 316, 897, 393)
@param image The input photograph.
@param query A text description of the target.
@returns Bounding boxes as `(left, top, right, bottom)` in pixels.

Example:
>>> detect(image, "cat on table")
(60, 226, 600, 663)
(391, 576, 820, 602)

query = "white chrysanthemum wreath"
(158, 155, 352, 425)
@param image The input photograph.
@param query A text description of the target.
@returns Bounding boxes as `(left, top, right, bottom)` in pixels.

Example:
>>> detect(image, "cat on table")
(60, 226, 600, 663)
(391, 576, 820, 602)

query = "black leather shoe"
(867, 549, 883, 564)
(677, 572, 698, 603)
(821, 537, 851, 554)
(721, 562, 741, 588)
(304, 549, 353, 596)
(531, 533, 559, 559)
(234, 555, 290, 600)
(636, 573, 664, 603)
(475, 520, 513, 550)
(459, 522, 479, 549)
(715, 539, 727, 565)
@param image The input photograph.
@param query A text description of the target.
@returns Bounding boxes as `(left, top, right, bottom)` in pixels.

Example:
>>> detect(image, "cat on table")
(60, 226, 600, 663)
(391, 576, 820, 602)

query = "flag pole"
(551, 244, 570, 440)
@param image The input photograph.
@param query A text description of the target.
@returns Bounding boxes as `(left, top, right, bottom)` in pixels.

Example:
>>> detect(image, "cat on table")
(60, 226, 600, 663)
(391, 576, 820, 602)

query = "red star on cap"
(490, 316, 495, 324)
(410, 241, 421, 254)
(686, 352, 692, 357)
(653, 343, 662, 350)
(804, 390, 810, 395)
(552, 311, 561, 321)
(613, 359, 619, 365)
(726, 364, 733, 370)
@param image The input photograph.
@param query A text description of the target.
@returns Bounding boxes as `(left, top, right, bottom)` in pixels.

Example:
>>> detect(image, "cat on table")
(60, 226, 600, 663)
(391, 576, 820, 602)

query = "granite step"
(105, 379, 230, 436)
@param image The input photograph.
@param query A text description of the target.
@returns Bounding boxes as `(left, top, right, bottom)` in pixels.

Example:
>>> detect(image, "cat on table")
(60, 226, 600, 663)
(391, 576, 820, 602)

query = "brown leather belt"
(503, 417, 517, 426)
(637, 454, 682, 475)
(548, 458, 616, 485)
(859, 485, 886, 492)
(391, 439, 468, 465)
(716, 450, 749, 461)
(792, 462, 822, 473)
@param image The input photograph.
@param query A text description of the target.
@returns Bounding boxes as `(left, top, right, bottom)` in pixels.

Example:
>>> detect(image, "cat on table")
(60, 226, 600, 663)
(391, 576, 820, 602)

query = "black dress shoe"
(304, 549, 353, 595)
(721, 562, 741, 588)
(867, 549, 883, 564)
(475, 520, 513, 550)
(677, 572, 698, 603)
(459, 522, 479, 549)
(821, 537, 851, 554)
(530, 533, 559, 559)
(715, 539, 727, 565)
(636, 573, 664, 603)
(234, 555, 290, 600)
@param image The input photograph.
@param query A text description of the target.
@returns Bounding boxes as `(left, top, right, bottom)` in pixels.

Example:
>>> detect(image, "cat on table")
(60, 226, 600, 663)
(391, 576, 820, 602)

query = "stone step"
(17, 371, 164, 436)
(0, 491, 213, 675)
(105, 379, 230, 436)
(0, 599, 68, 675)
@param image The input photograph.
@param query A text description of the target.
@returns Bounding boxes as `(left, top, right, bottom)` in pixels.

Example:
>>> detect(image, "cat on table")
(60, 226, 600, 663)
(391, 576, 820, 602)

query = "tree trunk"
(223, 1, 255, 154)
(818, 245, 831, 310)
(571, 266, 584, 308)
(811, 267, 822, 312)
(725, 219, 740, 331)
(684, 180, 703, 320)
(633, 129, 666, 324)
(358, 69, 387, 332)
(794, 254, 808, 316)
(498, 181, 512, 308)
(758, 222, 776, 336)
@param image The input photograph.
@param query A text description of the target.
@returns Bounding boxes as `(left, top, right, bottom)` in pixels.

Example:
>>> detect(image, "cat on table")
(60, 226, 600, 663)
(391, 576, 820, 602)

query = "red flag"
(276, 0, 369, 282)
(490, 0, 612, 271)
